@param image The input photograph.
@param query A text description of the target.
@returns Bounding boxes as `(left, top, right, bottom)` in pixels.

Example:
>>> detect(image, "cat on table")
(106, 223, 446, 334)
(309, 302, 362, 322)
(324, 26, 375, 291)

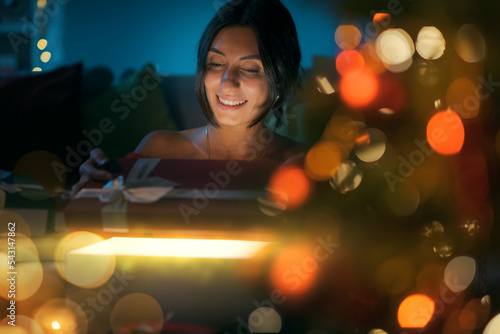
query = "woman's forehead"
(210, 26, 260, 56)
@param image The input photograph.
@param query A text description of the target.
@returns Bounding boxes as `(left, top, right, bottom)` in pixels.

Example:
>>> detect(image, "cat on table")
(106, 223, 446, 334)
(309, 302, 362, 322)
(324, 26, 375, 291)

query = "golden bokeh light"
(0, 210, 31, 236)
(354, 128, 387, 163)
(40, 51, 51, 63)
(34, 298, 87, 334)
(270, 242, 318, 297)
(433, 240, 453, 258)
(268, 166, 312, 208)
(32, 67, 42, 72)
(110, 293, 163, 334)
(398, 294, 435, 328)
(368, 329, 388, 334)
(373, 12, 390, 24)
(336, 49, 365, 77)
(334, 25, 362, 50)
(454, 24, 486, 63)
(420, 221, 444, 238)
(0, 315, 43, 334)
(416, 26, 446, 60)
(323, 116, 364, 154)
(305, 141, 342, 181)
(54, 231, 116, 288)
(446, 78, 480, 118)
(360, 44, 387, 74)
(329, 160, 363, 193)
(484, 314, 500, 334)
(258, 187, 288, 216)
(339, 70, 378, 108)
(444, 256, 476, 293)
(376, 29, 415, 68)
(37, 39, 47, 50)
(248, 307, 282, 333)
(426, 110, 465, 155)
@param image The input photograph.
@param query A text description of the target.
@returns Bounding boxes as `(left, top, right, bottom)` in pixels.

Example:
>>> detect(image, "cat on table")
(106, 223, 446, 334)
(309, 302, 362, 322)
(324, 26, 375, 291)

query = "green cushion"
(83, 63, 177, 157)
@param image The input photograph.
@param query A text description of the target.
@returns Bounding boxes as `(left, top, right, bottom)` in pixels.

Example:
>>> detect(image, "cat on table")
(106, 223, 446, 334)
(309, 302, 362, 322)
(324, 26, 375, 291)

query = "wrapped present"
(64, 158, 283, 236)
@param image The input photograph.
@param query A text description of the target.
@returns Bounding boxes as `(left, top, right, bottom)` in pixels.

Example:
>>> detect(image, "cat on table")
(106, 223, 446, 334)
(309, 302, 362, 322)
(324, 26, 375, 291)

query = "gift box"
(64, 158, 284, 236)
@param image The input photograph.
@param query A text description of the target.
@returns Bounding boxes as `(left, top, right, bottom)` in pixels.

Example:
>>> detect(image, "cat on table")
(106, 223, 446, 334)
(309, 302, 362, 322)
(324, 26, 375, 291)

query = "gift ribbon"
(75, 159, 178, 232)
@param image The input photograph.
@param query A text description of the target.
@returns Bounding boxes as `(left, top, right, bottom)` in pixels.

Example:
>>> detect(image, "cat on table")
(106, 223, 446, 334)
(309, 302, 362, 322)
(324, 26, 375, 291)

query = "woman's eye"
(207, 62, 224, 69)
(243, 68, 260, 73)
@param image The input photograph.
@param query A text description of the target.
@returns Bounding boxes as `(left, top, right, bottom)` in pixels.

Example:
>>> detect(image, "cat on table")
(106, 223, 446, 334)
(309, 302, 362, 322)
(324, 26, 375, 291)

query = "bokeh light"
(398, 294, 435, 328)
(0, 210, 31, 236)
(37, 39, 47, 50)
(305, 141, 342, 181)
(376, 28, 415, 72)
(334, 25, 362, 50)
(368, 329, 388, 334)
(373, 12, 390, 24)
(354, 128, 387, 163)
(416, 26, 446, 60)
(110, 293, 163, 334)
(248, 307, 282, 333)
(270, 242, 318, 297)
(339, 70, 378, 108)
(484, 314, 500, 334)
(421, 221, 444, 239)
(34, 298, 87, 334)
(385, 180, 420, 216)
(426, 110, 465, 155)
(32, 67, 42, 72)
(446, 78, 480, 118)
(454, 24, 486, 63)
(329, 160, 363, 193)
(268, 166, 312, 208)
(315, 75, 335, 94)
(433, 240, 453, 258)
(54, 231, 116, 288)
(0, 315, 43, 334)
(323, 115, 365, 154)
(444, 256, 476, 293)
(336, 50, 365, 77)
(416, 60, 441, 86)
(40, 51, 51, 63)
(258, 187, 288, 216)
(375, 256, 415, 296)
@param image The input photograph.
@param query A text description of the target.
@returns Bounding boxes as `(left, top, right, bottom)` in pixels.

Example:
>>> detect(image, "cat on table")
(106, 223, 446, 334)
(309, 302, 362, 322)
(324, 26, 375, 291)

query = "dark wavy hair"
(195, 0, 302, 128)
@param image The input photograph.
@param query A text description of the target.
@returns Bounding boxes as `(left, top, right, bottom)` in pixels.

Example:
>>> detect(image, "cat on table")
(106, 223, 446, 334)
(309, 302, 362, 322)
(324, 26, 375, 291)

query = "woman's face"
(204, 25, 269, 127)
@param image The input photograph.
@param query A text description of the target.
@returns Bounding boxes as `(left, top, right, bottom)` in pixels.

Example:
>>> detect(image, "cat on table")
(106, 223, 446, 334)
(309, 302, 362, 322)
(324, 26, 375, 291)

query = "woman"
(73, 0, 304, 193)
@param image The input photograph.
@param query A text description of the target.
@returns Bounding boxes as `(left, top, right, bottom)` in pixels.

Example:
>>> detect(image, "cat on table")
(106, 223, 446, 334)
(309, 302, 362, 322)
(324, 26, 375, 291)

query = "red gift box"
(64, 158, 283, 237)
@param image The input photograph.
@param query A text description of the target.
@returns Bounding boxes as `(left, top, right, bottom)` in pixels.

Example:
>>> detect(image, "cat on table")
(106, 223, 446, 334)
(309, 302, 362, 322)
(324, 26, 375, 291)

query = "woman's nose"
(221, 66, 240, 89)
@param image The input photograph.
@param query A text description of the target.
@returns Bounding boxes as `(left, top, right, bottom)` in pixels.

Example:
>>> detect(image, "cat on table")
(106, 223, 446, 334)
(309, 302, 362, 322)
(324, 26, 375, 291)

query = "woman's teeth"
(218, 96, 247, 106)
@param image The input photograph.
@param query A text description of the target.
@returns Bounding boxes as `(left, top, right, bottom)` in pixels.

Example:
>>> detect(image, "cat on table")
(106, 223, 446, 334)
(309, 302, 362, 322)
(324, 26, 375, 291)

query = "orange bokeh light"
(268, 166, 312, 208)
(398, 294, 435, 328)
(426, 110, 465, 155)
(373, 12, 390, 23)
(305, 141, 342, 181)
(339, 70, 378, 108)
(270, 242, 317, 297)
(336, 50, 365, 77)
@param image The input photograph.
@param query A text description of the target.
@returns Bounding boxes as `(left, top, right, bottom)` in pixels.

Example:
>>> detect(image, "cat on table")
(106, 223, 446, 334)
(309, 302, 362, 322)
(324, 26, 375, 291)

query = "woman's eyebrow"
(209, 48, 261, 61)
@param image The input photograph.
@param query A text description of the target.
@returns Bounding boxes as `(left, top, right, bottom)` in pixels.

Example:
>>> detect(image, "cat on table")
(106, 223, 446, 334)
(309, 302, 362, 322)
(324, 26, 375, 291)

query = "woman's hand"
(70, 148, 113, 198)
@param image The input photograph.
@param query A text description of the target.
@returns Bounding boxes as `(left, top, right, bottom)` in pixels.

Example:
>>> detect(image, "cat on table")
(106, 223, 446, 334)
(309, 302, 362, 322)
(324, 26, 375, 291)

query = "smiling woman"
(73, 0, 305, 191)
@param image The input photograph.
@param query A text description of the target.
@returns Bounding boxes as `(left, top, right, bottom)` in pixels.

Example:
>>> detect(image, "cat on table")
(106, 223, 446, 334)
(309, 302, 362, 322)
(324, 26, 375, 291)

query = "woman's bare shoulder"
(134, 129, 204, 159)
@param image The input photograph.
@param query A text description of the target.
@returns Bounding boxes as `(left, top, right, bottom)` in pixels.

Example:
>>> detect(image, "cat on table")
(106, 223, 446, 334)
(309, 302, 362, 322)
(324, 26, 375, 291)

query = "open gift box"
(64, 158, 285, 237)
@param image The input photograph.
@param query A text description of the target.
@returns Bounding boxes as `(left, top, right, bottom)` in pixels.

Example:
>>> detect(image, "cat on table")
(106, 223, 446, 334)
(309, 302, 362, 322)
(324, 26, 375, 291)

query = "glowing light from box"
(32, 67, 42, 72)
(416, 26, 445, 60)
(52, 321, 61, 330)
(426, 110, 465, 155)
(398, 294, 435, 328)
(336, 49, 365, 77)
(55, 231, 116, 288)
(446, 78, 479, 118)
(444, 256, 476, 293)
(305, 141, 342, 181)
(339, 70, 378, 108)
(37, 39, 48, 50)
(454, 24, 485, 63)
(268, 166, 311, 208)
(248, 307, 282, 333)
(334, 25, 362, 50)
(376, 29, 414, 72)
(71, 237, 270, 259)
(40, 51, 51, 63)
(34, 298, 87, 334)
